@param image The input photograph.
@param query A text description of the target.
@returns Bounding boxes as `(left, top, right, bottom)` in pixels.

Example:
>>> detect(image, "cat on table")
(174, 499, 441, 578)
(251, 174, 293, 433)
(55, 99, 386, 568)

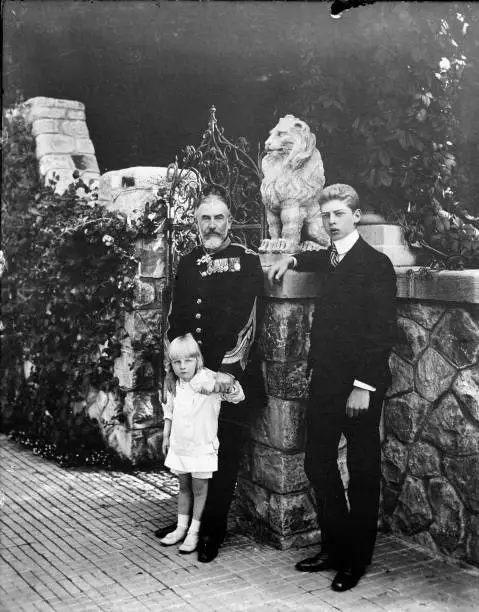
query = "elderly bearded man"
(269, 184, 396, 592)
(155, 186, 263, 563)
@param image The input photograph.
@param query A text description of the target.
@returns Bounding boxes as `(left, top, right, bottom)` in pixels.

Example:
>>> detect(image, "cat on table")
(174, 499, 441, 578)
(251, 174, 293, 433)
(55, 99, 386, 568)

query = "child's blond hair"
(168, 333, 204, 377)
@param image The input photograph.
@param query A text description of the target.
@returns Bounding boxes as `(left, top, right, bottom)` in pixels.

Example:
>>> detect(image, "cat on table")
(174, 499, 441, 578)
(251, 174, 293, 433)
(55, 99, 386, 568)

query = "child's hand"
(162, 435, 170, 457)
(214, 372, 235, 394)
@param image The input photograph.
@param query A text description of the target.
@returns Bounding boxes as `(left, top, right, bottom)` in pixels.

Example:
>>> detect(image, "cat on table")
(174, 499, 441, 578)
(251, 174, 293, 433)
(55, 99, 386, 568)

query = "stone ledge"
(26, 96, 85, 110)
(260, 255, 324, 299)
(397, 268, 479, 304)
(261, 263, 479, 304)
(262, 269, 324, 299)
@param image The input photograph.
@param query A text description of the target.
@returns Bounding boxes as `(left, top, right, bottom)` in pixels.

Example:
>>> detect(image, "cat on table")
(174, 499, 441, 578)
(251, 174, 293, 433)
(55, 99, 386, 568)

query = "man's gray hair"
(196, 185, 232, 218)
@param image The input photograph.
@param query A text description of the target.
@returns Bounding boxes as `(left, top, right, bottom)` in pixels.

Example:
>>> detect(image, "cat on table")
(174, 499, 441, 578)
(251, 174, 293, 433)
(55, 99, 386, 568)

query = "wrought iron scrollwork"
(165, 105, 266, 264)
(159, 107, 266, 402)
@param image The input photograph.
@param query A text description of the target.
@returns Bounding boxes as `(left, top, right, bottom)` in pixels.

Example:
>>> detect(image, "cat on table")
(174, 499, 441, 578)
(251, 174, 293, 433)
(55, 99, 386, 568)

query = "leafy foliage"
(1, 104, 167, 466)
(288, 3, 479, 269)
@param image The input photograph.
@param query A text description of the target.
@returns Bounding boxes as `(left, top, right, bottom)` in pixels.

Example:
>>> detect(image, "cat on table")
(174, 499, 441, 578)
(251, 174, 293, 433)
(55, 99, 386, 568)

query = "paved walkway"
(1, 434, 478, 612)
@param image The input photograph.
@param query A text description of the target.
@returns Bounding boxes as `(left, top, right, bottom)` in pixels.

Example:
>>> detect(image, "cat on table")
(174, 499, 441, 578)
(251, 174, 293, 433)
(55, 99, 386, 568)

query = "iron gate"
(164, 105, 266, 272)
(158, 106, 266, 399)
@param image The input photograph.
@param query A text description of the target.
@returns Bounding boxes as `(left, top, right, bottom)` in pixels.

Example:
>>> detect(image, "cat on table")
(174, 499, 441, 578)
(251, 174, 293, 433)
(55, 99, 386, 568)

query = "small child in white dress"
(160, 333, 245, 553)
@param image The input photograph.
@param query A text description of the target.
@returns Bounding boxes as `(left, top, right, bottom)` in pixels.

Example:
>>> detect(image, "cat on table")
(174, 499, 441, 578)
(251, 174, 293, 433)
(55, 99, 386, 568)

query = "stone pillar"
(24, 97, 100, 192)
(358, 224, 418, 267)
(235, 257, 349, 549)
(94, 166, 173, 463)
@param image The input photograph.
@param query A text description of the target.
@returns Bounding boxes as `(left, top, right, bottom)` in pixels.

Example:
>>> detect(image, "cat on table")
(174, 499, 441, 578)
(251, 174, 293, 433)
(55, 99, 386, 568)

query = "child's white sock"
(178, 518, 201, 554)
(178, 514, 190, 529)
(159, 514, 189, 546)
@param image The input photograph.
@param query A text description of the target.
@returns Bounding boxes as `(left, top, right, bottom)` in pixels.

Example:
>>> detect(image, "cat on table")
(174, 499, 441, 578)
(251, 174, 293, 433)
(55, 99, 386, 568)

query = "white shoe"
(160, 527, 187, 546)
(178, 531, 199, 554)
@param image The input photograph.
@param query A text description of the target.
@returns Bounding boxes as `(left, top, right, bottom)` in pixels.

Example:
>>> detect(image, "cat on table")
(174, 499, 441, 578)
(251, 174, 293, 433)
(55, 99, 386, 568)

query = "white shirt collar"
(332, 229, 360, 255)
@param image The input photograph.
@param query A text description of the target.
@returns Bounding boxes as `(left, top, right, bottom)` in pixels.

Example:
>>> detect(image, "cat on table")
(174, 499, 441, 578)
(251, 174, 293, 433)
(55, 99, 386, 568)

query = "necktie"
(330, 244, 340, 267)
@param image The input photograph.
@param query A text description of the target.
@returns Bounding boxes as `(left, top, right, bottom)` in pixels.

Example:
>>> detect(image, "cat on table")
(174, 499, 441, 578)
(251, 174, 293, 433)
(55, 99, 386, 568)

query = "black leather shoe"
(197, 535, 220, 563)
(154, 523, 177, 539)
(295, 551, 336, 572)
(331, 567, 365, 592)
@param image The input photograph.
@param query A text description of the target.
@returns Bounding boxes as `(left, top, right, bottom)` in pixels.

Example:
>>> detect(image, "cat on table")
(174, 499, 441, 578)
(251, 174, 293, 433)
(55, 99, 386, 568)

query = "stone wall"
(382, 272, 479, 565)
(25, 97, 100, 192)
(89, 166, 176, 463)
(92, 166, 196, 463)
(21, 97, 171, 464)
(236, 262, 479, 566)
(18, 96, 479, 562)
(236, 267, 326, 549)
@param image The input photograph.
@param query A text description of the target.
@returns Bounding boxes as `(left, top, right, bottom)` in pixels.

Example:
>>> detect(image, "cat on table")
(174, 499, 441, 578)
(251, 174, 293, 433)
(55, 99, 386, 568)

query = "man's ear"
(353, 208, 362, 225)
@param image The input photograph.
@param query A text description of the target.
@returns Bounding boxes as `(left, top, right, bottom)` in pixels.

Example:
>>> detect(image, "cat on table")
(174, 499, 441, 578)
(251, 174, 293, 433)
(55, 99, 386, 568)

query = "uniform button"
(198, 340, 203, 345)
(196, 328, 202, 334)
(195, 313, 201, 319)
(196, 298, 202, 304)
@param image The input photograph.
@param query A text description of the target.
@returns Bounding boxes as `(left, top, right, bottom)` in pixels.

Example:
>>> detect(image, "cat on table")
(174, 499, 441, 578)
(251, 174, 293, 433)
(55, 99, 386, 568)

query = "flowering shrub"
(289, 3, 479, 269)
(1, 103, 167, 466)
(402, 199, 479, 269)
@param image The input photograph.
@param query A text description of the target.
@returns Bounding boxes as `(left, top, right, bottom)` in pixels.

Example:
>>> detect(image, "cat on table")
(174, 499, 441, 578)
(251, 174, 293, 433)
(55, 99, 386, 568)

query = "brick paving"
(1, 434, 478, 612)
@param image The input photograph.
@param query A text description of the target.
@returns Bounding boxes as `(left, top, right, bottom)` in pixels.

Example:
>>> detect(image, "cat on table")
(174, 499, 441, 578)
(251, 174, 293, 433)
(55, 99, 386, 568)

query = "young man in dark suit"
(269, 184, 397, 592)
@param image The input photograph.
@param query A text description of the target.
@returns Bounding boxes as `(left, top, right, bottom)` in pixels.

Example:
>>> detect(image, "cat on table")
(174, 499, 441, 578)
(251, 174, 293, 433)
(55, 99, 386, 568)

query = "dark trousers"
(198, 353, 264, 543)
(199, 412, 244, 543)
(304, 387, 384, 570)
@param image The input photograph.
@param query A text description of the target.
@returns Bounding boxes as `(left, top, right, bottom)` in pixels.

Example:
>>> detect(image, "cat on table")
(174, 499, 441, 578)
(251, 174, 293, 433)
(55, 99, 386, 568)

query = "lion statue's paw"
(259, 238, 299, 254)
(300, 240, 329, 252)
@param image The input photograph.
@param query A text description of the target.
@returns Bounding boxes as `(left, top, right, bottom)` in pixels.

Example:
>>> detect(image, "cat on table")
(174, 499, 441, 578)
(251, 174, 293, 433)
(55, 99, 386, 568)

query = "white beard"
(202, 234, 225, 251)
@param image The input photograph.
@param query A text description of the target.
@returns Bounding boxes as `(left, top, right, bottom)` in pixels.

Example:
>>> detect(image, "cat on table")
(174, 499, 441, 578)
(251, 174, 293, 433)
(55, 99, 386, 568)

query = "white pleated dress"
(163, 368, 244, 475)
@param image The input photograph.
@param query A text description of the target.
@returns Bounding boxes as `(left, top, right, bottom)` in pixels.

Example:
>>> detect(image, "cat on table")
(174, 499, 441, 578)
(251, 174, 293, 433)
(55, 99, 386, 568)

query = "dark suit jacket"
(295, 236, 397, 395)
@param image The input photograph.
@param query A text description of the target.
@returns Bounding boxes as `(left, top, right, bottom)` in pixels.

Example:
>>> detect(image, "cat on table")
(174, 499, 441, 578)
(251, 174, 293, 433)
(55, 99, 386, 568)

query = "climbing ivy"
(1, 103, 167, 466)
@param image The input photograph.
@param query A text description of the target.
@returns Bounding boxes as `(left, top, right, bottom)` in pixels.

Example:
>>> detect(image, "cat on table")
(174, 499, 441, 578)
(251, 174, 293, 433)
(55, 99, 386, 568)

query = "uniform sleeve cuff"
(354, 379, 376, 392)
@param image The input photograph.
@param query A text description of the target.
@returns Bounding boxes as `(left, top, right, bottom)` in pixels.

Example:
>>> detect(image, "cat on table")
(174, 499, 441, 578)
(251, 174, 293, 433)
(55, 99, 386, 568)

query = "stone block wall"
(93, 166, 175, 464)
(358, 223, 418, 267)
(236, 263, 479, 566)
(382, 274, 479, 565)
(92, 166, 196, 464)
(17, 96, 479, 563)
(235, 268, 346, 549)
(20, 98, 168, 465)
(24, 97, 100, 192)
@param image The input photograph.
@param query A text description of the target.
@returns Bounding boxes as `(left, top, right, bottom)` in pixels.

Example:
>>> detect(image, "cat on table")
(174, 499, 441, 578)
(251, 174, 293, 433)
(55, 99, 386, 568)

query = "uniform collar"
(332, 229, 360, 255)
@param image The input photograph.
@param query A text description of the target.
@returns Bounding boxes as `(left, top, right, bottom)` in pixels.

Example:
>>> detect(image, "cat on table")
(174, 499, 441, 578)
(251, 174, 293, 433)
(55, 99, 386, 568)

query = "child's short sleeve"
(162, 390, 174, 420)
(189, 368, 217, 394)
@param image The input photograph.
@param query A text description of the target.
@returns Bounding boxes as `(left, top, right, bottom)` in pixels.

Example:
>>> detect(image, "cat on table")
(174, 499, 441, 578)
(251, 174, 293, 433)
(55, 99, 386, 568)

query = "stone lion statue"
(259, 115, 329, 253)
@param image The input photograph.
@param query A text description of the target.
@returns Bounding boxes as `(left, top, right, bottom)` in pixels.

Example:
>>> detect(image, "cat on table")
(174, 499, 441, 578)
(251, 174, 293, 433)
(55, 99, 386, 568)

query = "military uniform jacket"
(167, 242, 263, 372)
(295, 236, 397, 394)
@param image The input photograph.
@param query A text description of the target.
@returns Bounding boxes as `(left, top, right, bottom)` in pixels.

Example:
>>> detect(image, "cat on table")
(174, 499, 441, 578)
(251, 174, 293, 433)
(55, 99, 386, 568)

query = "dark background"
(4, 1, 475, 181)
(3, 0, 347, 172)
